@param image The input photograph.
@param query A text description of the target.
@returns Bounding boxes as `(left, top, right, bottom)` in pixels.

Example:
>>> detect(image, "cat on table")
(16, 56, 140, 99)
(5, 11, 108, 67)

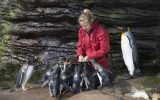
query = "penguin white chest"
(121, 33, 135, 75)
(121, 34, 132, 52)
(121, 34, 133, 61)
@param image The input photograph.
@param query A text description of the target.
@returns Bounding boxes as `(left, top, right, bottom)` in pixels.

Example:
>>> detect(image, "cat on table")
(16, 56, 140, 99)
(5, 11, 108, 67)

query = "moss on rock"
(142, 76, 160, 94)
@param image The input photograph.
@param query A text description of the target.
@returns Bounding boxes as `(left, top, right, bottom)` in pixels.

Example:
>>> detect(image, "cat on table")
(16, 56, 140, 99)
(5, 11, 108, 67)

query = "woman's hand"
(78, 55, 89, 62)
(83, 56, 89, 62)
(78, 55, 84, 62)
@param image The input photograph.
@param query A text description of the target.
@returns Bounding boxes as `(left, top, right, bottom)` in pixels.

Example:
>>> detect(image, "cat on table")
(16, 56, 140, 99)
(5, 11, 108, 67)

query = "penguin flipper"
(9, 87, 16, 93)
(125, 31, 136, 49)
(16, 69, 26, 88)
(15, 71, 22, 88)
(132, 49, 142, 74)
(96, 73, 103, 88)
(60, 79, 70, 91)
(41, 79, 50, 87)
(12, 68, 27, 92)
(82, 75, 91, 89)
(101, 71, 111, 86)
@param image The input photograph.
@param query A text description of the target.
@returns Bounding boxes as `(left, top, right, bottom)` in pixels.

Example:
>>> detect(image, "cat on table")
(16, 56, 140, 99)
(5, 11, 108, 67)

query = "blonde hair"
(78, 9, 95, 24)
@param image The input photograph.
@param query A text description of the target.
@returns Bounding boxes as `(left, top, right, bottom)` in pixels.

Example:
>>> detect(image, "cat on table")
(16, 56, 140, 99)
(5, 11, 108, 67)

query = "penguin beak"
(117, 26, 128, 32)
(117, 27, 123, 30)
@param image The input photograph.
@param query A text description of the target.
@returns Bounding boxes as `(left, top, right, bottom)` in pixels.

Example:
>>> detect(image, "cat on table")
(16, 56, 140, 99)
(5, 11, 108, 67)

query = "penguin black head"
(58, 57, 66, 62)
(27, 60, 33, 65)
(27, 57, 38, 65)
(117, 26, 129, 33)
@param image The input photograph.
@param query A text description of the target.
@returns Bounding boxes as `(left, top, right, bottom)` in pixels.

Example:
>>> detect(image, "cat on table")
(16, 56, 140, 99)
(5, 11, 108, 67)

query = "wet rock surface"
(0, 87, 121, 100)
(1, 74, 160, 100)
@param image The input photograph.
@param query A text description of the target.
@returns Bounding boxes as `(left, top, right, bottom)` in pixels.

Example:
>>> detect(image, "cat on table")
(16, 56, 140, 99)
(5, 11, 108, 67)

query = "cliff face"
(0, 0, 160, 68)
(1, 0, 82, 65)
(85, 0, 160, 67)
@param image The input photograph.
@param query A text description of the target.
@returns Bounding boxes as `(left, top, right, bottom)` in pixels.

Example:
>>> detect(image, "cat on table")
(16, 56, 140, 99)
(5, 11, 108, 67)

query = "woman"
(77, 9, 110, 69)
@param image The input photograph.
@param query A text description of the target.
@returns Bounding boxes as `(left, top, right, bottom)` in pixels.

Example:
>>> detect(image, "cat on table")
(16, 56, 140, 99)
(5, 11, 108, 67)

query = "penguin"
(72, 62, 83, 93)
(40, 67, 54, 87)
(15, 60, 34, 91)
(60, 61, 68, 80)
(40, 57, 66, 88)
(90, 59, 111, 88)
(48, 64, 61, 97)
(80, 62, 92, 90)
(60, 60, 75, 92)
(58, 58, 73, 91)
(121, 27, 142, 79)
(48, 57, 73, 97)
(72, 62, 93, 92)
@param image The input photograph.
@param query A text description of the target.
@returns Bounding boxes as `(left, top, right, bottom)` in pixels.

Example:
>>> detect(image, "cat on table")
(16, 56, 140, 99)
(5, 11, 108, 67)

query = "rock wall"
(84, 0, 160, 67)
(1, 0, 82, 65)
(0, 0, 160, 68)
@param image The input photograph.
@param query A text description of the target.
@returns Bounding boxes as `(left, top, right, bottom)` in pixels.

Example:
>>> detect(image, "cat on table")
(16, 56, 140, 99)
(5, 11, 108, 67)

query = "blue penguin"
(80, 62, 92, 90)
(48, 64, 61, 97)
(40, 57, 66, 87)
(72, 62, 92, 92)
(48, 57, 73, 97)
(90, 59, 111, 88)
(40, 67, 54, 87)
(72, 62, 83, 93)
(60, 61, 68, 80)
(60, 60, 75, 92)
(15, 60, 34, 91)
(121, 27, 142, 79)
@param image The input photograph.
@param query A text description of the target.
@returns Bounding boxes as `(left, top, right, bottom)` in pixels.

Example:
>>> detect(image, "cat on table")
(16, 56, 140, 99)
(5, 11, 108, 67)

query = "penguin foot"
(123, 75, 133, 80)
(135, 72, 143, 77)
(22, 86, 28, 91)
(50, 93, 56, 97)
(9, 88, 22, 92)
(72, 88, 81, 94)
(41, 80, 49, 88)
(50, 94, 60, 98)
(50, 94, 53, 97)
(98, 84, 103, 88)
(9, 88, 16, 92)
(123, 73, 130, 77)
(135, 69, 142, 74)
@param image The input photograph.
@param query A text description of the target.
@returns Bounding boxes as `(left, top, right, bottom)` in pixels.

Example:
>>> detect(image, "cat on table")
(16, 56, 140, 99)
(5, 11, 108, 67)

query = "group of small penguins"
(11, 57, 112, 97)
(10, 28, 143, 97)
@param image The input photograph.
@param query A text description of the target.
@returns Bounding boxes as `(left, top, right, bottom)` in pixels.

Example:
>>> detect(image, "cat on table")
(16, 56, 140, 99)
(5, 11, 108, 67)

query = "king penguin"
(121, 27, 142, 79)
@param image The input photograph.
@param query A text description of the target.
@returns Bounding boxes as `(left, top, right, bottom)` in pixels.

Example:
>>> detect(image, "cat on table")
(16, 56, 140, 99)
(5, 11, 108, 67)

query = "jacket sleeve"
(77, 29, 84, 56)
(86, 29, 110, 59)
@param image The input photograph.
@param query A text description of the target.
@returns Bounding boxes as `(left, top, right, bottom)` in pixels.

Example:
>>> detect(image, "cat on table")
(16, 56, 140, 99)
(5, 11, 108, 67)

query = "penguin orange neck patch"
(121, 32, 126, 40)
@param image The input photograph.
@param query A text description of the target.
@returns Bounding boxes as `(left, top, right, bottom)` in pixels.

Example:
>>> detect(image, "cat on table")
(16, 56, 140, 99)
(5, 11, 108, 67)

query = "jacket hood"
(81, 19, 100, 34)
(91, 19, 100, 31)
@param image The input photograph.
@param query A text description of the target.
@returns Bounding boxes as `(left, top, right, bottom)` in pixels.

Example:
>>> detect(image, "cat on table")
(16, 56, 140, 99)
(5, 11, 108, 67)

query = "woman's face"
(79, 20, 91, 32)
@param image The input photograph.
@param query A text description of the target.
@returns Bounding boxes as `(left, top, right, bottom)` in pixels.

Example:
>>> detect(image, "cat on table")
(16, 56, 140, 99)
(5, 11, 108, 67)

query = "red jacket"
(77, 20, 110, 69)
